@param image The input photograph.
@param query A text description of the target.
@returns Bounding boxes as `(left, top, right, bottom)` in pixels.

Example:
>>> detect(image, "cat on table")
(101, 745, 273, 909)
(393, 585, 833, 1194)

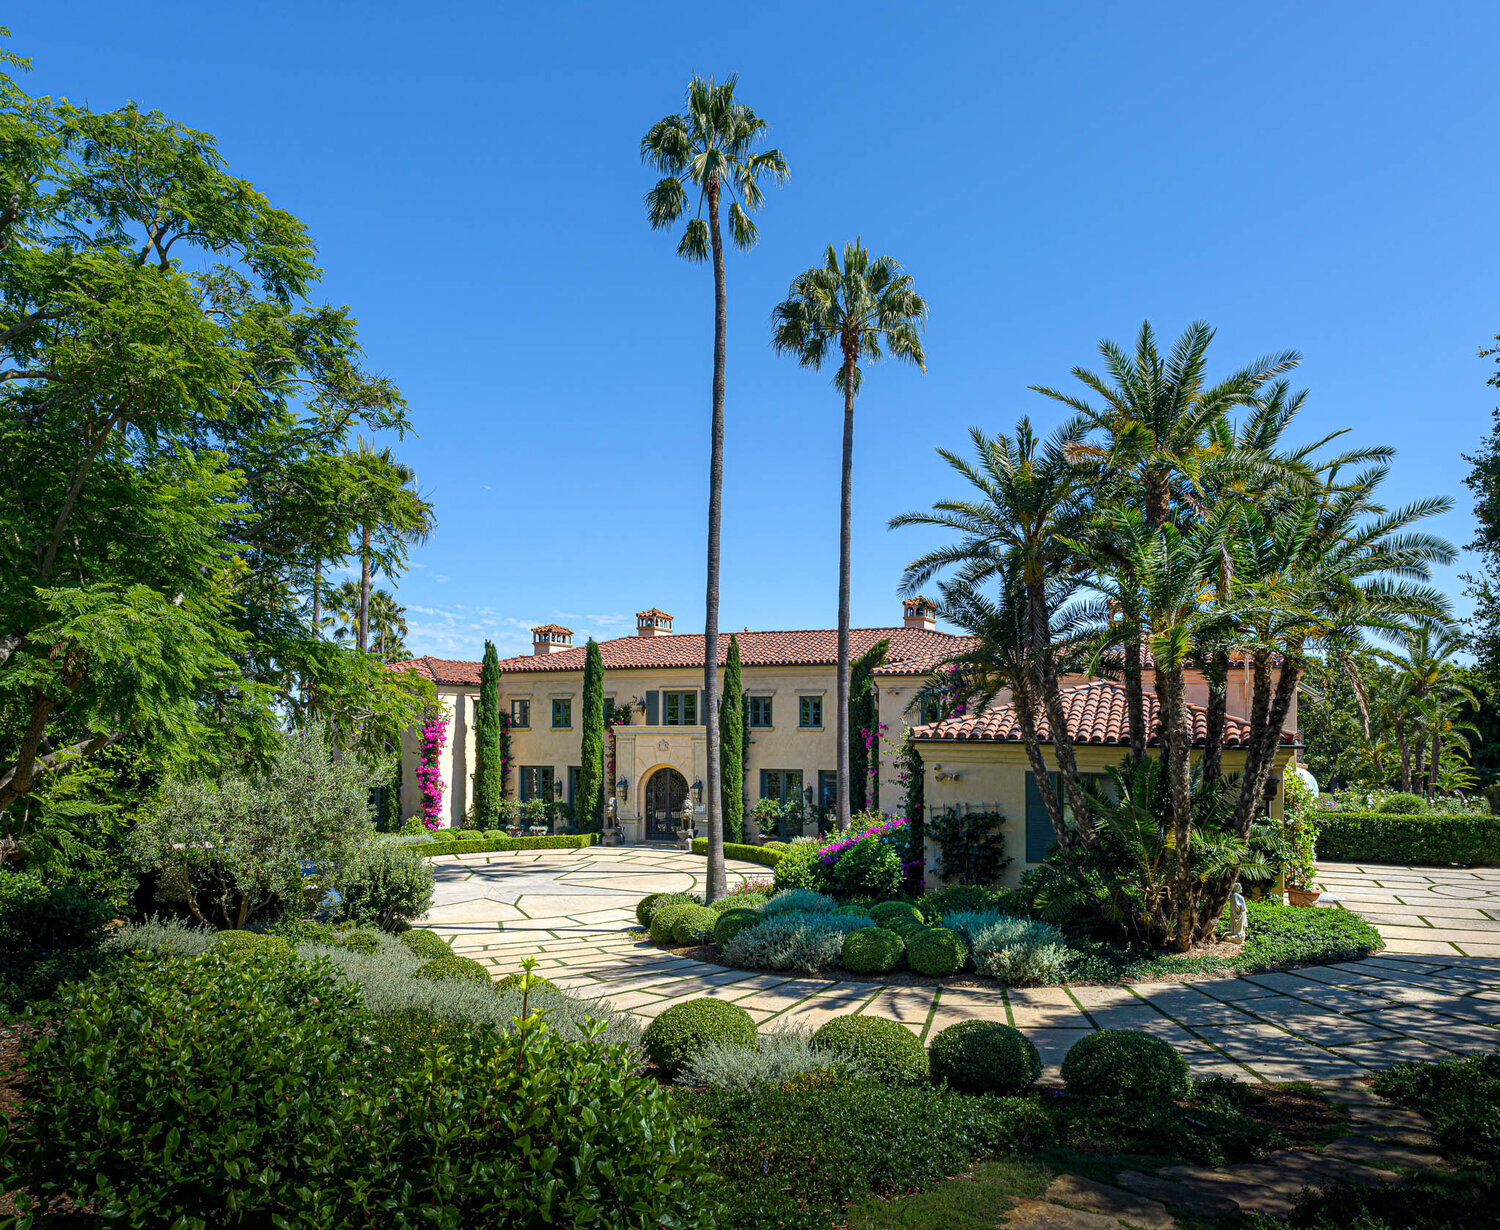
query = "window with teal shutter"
(645, 691, 659, 725)
(1025, 771, 1112, 862)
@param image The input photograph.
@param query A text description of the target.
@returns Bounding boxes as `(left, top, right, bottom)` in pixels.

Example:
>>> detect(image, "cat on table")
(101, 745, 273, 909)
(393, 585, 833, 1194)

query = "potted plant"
(1285, 816, 1321, 906)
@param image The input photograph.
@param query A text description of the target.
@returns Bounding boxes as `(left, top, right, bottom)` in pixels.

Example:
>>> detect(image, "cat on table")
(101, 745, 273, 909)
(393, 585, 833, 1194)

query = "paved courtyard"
(420, 847, 1500, 1081)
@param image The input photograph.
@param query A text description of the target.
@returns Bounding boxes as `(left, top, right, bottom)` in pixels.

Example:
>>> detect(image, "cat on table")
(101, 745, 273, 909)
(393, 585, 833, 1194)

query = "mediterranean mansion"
(393, 599, 1299, 886)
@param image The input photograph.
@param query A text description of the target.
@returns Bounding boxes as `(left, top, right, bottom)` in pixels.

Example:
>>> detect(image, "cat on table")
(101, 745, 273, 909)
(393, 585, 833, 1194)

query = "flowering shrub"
(818, 814, 919, 899)
(416, 710, 448, 829)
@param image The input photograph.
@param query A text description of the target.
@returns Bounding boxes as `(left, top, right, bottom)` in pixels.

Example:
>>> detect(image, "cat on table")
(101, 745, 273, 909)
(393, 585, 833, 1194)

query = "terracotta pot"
(1287, 886, 1322, 908)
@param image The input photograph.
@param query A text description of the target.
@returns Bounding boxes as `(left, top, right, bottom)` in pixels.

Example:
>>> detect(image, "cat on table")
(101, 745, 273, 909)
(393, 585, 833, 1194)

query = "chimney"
(902, 596, 936, 631)
(531, 624, 574, 655)
(636, 608, 674, 637)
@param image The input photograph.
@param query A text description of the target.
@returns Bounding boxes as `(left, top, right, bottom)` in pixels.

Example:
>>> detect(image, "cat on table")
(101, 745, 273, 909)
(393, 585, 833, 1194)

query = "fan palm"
(771, 239, 927, 829)
(366, 589, 409, 662)
(1374, 623, 1475, 791)
(642, 74, 787, 902)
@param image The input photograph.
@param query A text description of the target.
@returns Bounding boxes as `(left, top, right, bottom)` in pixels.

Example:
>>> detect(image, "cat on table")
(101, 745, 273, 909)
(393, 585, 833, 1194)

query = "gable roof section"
(913, 679, 1296, 748)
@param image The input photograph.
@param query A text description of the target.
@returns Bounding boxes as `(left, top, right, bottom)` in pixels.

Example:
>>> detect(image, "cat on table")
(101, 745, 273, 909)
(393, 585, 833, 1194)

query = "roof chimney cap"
(636, 608, 673, 637)
(532, 623, 574, 655)
(902, 596, 937, 631)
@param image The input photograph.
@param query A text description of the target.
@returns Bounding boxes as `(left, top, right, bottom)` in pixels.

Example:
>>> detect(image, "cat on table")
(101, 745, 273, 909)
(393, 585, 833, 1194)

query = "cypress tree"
(578, 638, 606, 833)
(719, 634, 745, 842)
(473, 640, 503, 827)
(849, 638, 890, 811)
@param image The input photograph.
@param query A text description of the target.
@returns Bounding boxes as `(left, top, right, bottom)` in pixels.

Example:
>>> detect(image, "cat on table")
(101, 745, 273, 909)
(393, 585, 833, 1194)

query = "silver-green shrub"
(680, 1025, 868, 1090)
(762, 889, 837, 917)
(956, 914, 1071, 985)
(108, 917, 219, 957)
(721, 910, 872, 973)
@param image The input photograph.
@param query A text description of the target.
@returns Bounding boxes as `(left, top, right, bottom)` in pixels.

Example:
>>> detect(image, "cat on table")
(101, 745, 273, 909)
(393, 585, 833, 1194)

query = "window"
(747, 695, 773, 728)
(760, 769, 804, 804)
(551, 698, 572, 729)
(818, 770, 837, 808)
(1023, 771, 1114, 863)
(919, 697, 941, 725)
(663, 690, 698, 726)
(567, 766, 581, 804)
(520, 766, 555, 802)
(799, 695, 823, 728)
(510, 699, 530, 728)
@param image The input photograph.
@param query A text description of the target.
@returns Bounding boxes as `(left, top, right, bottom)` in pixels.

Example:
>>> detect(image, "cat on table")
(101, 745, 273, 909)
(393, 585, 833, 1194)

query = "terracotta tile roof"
(913, 679, 1296, 747)
(394, 626, 975, 685)
(531, 623, 573, 636)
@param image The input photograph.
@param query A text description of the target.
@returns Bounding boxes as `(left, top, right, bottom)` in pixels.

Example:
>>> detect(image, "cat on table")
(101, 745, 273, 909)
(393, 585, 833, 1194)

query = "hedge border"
(1317, 812, 1500, 867)
(688, 838, 785, 870)
(418, 833, 599, 857)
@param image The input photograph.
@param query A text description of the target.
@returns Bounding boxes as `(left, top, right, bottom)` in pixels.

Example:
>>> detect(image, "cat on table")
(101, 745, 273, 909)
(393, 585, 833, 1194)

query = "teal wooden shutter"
(1025, 771, 1061, 863)
(699, 690, 706, 725)
(645, 691, 659, 725)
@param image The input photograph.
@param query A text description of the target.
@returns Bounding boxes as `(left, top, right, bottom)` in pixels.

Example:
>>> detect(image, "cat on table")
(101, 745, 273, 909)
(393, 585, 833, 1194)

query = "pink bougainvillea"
(417, 709, 448, 829)
(818, 813, 909, 865)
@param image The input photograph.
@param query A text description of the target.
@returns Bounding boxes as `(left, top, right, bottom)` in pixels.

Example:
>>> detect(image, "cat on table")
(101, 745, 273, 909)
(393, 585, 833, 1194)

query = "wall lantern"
(616, 778, 628, 802)
(692, 779, 704, 804)
(553, 779, 564, 801)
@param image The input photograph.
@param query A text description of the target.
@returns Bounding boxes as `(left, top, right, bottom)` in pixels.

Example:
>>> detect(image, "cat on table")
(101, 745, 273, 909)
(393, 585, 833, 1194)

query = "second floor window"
(799, 695, 823, 729)
(664, 690, 697, 726)
(552, 698, 572, 729)
(510, 699, 530, 728)
(747, 695, 773, 728)
(919, 697, 941, 725)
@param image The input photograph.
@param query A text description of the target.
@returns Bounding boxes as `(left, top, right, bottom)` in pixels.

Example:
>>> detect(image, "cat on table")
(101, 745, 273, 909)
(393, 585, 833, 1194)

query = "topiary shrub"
(1061, 1029, 1190, 1101)
(495, 970, 556, 996)
(840, 926, 906, 975)
(812, 1015, 928, 1087)
(869, 900, 923, 926)
(1376, 792, 1426, 814)
(650, 902, 698, 945)
(210, 930, 294, 958)
(928, 1020, 1040, 1094)
(414, 954, 492, 988)
(636, 893, 665, 927)
(713, 908, 764, 948)
(399, 928, 453, 960)
(882, 915, 928, 941)
(643, 998, 757, 1077)
(335, 843, 435, 932)
(482, 830, 507, 840)
(672, 905, 719, 946)
(642, 893, 703, 931)
(906, 927, 967, 977)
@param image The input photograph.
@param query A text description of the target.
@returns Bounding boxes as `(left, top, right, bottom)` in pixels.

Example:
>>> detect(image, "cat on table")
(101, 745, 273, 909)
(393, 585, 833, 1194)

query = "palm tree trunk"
(835, 356, 856, 831)
(359, 525, 371, 654)
(1014, 678, 1071, 849)
(1163, 667, 1194, 952)
(1396, 716, 1411, 792)
(1123, 634, 1147, 765)
(1201, 648, 1229, 790)
(1428, 730, 1440, 794)
(1026, 577, 1098, 848)
(702, 184, 727, 903)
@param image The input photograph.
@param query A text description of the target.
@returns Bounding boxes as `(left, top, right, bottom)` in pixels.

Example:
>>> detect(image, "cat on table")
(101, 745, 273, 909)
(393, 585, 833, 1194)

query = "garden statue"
(603, 797, 622, 846)
(1228, 882, 1248, 942)
(675, 796, 695, 850)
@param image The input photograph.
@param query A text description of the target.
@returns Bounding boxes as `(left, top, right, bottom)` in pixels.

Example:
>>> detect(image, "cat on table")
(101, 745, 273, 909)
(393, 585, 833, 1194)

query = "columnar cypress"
(473, 640, 503, 827)
(849, 638, 890, 811)
(719, 634, 745, 842)
(578, 639, 605, 834)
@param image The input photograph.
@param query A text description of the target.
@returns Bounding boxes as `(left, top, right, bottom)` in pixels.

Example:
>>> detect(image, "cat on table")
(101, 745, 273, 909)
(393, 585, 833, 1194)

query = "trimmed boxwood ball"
(906, 926, 968, 977)
(650, 902, 697, 945)
(713, 907, 764, 948)
(399, 928, 453, 959)
(635, 893, 665, 927)
(840, 926, 906, 975)
(643, 997, 757, 1076)
(671, 905, 719, 946)
(211, 930, 294, 958)
(869, 901, 923, 926)
(414, 954, 492, 988)
(929, 1020, 1041, 1094)
(1061, 1029, 1190, 1101)
(882, 915, 928, 940)
(495, 970, 556, 996)
(813, 1015, 929, 1086)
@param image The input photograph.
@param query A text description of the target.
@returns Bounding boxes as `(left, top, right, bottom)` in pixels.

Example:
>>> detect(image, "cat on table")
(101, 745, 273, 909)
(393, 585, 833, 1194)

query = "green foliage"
(398, 928, 451, 960)
(1377, 791, 1427, 814)
(1317, 812, 1500, 865)
(849, 639, 891, 810)
(905, 926, 968, 976)
(929, 809, 1011, 885)
(928, 1020, 1040, 1095)
(690, 1074, 1051, 1230)
(472, 640, 503, 827)
(826, 828, 905, 898)
(869, 900, 924, 926)
(771, 840, 829, 890)
(1374, 1052, 1500, 1165)
(713, 907, 764, 947)
(840, 926, 906, 974)
(0, 870, 112, 949)
(917, 883, 1023, 922)
(1053, 1088, 1285, 1166)
(334, 841, 434, 931)
(690, 836, 786, 868)
(650, 901, 699, 945)
(720, 634, 746, 842)
(672, 904, 719, 945)
(211, 929, 294, 958)
(575, 639, 606, 834)
(682, 1025, 867, 1090)
(414, 954, 491, 987)
(812, 1016, 929, 1087)
(764, 888, 837, 916)
(417, 832, 598, 855)
(643, 997, 757, 1077)
(639, 891, 703, 929)
(1061, 1029, 1189, 1100)
(723, 911, 874, 974)
(636, 892, 665, 927)
(1241, 898, 1381, 966)
(950, 913, 1072, 984)
(132, 725, 382, 929)
(494, 970, 556, 996)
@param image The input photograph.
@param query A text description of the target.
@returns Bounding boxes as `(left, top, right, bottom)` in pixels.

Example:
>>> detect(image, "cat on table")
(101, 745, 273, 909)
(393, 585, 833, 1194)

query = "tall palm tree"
(367, 589, 409, 662)
(345, 440, 434, 654)
(1375, 623, 1475, 791)
(642, 75, 787, 902)
(771, 239, 927, 829)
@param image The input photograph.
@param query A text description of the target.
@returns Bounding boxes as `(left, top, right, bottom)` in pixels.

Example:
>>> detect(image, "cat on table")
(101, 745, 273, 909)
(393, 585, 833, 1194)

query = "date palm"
(772, 239, 927, 829)
(641, 74, 787, 900)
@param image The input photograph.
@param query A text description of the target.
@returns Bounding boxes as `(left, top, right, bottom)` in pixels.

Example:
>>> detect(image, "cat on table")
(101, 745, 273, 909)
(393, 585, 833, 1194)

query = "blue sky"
(16, 4, 1499, 660)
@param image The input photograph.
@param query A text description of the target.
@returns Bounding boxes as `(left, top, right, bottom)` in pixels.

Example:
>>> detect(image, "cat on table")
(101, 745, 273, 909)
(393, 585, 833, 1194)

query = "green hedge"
(689, 838, 785, 870)
(1317, 812, 1500, 866)
(419, 833, 598, 856)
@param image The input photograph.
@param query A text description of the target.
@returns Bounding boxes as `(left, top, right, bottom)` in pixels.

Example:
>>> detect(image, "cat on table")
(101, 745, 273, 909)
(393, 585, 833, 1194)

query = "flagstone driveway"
(419, 847, 1500, 1081)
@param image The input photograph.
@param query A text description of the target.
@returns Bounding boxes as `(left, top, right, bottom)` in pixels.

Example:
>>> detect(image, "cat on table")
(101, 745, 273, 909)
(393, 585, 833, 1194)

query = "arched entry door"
(643, 768, 688, 841)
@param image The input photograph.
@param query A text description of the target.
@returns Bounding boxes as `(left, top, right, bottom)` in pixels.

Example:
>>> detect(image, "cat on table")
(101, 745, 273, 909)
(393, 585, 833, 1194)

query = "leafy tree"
(472, 640, 503, 827)
(719, 634, 744, 842)
(772, 240, 926, 829)
(848, 638, 890, 812)
(577, 639, 605, 834)
(344, 438, 433, 654)
(641, 73, 787, 900)
(0, 39, 432, 810)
